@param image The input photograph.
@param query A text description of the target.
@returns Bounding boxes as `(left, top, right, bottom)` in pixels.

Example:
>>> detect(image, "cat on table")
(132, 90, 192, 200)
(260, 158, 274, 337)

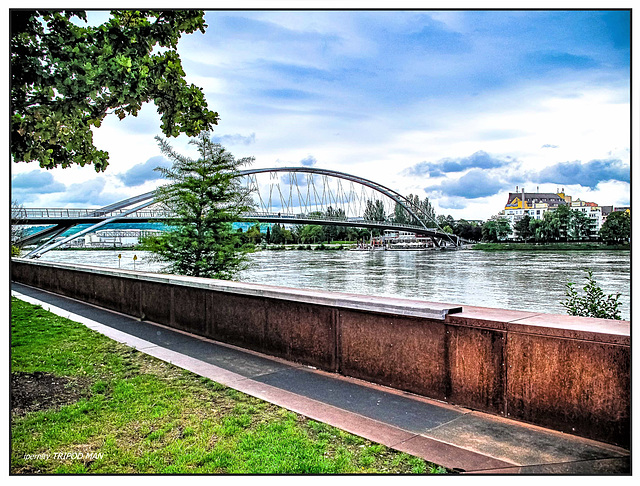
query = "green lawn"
(10, 297, 448, 474)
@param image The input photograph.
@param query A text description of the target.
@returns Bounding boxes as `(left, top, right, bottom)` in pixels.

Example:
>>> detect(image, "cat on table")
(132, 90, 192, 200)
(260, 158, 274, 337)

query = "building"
(501, 186, 567, 233)
(83, 229, 161, 248)
(501, 186, 607, 239)
(569, 199, 603, 235)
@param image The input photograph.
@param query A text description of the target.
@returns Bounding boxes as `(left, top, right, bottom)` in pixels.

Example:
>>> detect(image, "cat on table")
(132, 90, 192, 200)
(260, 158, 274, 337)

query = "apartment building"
(500, 186, 605, 238)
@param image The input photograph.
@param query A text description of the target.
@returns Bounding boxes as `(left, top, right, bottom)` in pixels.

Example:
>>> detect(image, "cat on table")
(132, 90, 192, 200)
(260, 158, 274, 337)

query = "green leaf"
(11, 10, 218, 172)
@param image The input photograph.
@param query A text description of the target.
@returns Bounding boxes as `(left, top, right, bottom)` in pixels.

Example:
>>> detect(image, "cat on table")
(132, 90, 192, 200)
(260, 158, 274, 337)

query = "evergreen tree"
(140, 132, 254, 279)
(392, 202, 410, 225)
(363, 199, 386, 222)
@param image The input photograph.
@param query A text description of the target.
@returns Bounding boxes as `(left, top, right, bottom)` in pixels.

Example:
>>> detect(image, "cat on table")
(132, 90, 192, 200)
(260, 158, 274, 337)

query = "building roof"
(505, 192, 566, 209)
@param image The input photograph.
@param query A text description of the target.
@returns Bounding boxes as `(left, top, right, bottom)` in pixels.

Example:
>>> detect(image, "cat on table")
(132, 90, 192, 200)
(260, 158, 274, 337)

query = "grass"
(472, 242, 630, 251)
(10, 297, 448, 474)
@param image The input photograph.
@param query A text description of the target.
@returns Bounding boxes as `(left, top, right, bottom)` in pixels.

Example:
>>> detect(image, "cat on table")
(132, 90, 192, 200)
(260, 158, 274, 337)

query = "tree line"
(480, 205, 630, 244)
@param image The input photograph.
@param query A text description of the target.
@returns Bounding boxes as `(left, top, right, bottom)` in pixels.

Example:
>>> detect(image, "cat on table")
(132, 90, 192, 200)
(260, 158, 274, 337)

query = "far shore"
(472, 242, 630, 251)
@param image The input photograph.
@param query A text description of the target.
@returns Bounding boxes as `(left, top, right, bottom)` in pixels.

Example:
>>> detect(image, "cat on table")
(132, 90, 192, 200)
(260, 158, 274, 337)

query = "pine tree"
(140, 132, 254, 279)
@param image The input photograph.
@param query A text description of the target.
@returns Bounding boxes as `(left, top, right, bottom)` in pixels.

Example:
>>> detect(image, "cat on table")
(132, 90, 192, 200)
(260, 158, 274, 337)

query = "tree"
(363, 199, 386, 222)
(11, 200, 28, 256)
(139, 132, 254, 279)
(11, 10, 218, 172)
(482, 217, 511, 242)
(529, 218, 547, 242)
(325, 206, 347, 242)
(454, 219, 482, 242)
(551, 204, 572, 241)
(245, 224, 262, 245)
(363, 199, 386, 237)
(514, 215, 533, 242)
(539, 210, 561, 242)
(599, 211, 630, 244)
(418, 196, 436, 227)
(299, 224, 325, 244)
(392, 202, 410, 225)
(569, 210, 592, 240)
(270, 223, 284, 244)
(436, 214, 455, 231)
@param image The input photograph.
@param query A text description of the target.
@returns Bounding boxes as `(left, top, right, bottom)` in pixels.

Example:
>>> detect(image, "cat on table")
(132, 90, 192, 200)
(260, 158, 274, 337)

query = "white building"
(501, 187, 604, 239)
(84, 229, 161, 248)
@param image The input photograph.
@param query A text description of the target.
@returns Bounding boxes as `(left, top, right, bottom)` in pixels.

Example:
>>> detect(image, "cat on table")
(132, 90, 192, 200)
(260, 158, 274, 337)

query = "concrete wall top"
(12, 258, 629, 344)
(446, 305, 629, 346)
(11, 258, 461, 320)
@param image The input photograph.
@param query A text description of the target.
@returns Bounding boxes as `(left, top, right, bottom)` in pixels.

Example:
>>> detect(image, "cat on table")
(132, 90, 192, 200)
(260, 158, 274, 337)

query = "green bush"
(561, 269, 622, 320)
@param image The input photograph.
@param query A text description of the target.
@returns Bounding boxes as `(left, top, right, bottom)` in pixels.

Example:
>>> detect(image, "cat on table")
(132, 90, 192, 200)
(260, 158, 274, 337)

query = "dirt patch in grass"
(11, 371, 90, 416)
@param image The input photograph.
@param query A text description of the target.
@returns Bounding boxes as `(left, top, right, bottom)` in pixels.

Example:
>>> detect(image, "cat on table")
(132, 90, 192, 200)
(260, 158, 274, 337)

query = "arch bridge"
(13, 167, 463, 258)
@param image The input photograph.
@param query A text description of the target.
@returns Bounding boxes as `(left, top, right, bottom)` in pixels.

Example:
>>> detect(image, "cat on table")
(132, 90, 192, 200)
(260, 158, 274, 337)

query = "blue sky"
(10, 7, 632, 220)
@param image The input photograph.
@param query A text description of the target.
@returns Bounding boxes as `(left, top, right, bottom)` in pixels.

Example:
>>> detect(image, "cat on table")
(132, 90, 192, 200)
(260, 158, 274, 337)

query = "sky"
(9, 6, 633, 221)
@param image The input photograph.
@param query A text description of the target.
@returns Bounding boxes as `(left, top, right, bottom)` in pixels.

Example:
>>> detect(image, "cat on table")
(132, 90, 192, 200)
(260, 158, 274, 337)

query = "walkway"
(11, 282, 630, 474)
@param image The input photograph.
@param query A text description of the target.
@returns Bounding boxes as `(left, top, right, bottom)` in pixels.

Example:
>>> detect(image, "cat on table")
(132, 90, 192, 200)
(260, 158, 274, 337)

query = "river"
(34, 248, 630, 320)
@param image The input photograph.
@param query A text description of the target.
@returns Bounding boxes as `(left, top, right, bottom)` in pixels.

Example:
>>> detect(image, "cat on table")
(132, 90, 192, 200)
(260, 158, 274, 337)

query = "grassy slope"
(472, 242, 630, 251)
(10, 297, 447, 474)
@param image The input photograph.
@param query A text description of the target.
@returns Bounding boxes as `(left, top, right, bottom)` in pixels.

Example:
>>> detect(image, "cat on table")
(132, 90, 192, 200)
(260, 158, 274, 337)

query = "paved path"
(11, 282, 630, 474)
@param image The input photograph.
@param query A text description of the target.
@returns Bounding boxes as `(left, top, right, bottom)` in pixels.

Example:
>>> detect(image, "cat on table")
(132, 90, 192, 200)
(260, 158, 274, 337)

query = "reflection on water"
(37, 248, 630, 319)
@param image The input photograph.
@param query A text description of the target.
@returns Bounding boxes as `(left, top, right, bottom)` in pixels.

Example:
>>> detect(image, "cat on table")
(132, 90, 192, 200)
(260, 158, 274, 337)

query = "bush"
(561, 269, 622, 320)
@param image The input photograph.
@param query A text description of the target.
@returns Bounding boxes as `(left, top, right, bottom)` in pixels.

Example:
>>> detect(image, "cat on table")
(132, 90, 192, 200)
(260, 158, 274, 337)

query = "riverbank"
(472, 242, 630, 251)
(260, 243, 351, 251)
(10, 297, 445, 474)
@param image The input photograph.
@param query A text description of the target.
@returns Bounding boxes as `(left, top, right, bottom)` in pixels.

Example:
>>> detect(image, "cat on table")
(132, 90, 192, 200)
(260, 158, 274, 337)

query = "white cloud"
(11, 10, 630, 222)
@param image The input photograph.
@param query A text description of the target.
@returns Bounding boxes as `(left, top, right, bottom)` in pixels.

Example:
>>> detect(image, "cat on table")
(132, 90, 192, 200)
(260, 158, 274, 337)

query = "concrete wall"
(11, 259, 630, 448)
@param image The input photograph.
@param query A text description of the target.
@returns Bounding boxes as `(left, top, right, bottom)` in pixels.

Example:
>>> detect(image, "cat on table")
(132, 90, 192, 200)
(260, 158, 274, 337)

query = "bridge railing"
(16, 208, 454, 239)
(16, 208, 175, 220)
(241, 211, 440, 230)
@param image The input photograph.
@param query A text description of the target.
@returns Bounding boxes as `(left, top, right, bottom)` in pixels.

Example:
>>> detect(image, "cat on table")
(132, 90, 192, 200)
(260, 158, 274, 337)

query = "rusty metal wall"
(11, 259, 630, 448)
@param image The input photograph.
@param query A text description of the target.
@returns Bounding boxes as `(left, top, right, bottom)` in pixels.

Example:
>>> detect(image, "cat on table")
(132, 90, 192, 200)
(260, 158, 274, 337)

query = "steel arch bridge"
(13, 167, 461, 258)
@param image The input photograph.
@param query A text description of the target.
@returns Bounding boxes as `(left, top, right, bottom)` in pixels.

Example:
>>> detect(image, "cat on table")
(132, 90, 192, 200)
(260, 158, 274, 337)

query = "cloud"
(211, 133, 256, 146)
(438, 197, 469, 210)
(260, 88, 320, 101)
(424, 169, 507, 199)
(11, 170, 66, 203)
(476, 129, 526, 141)
(542, 144, 559, 148)
(276, 157, 319, 187)
(63, 179, 128, 206)
(116, 156, 171, 187)
(403, 151, 513, 178)
(404, 16, 470, 54)
(300, 156, 317, 167)
(525, 50, 599, 71)
(530, 159, 629, 189)
(262, 60, 340, 83)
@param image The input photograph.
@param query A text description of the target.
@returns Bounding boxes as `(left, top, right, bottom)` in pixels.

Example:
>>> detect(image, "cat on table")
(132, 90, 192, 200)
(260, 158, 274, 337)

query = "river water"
(35, 248, 630, 320)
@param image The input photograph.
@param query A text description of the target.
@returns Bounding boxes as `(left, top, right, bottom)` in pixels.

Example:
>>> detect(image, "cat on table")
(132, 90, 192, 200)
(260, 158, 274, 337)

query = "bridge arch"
(18, 166, 459, 257)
